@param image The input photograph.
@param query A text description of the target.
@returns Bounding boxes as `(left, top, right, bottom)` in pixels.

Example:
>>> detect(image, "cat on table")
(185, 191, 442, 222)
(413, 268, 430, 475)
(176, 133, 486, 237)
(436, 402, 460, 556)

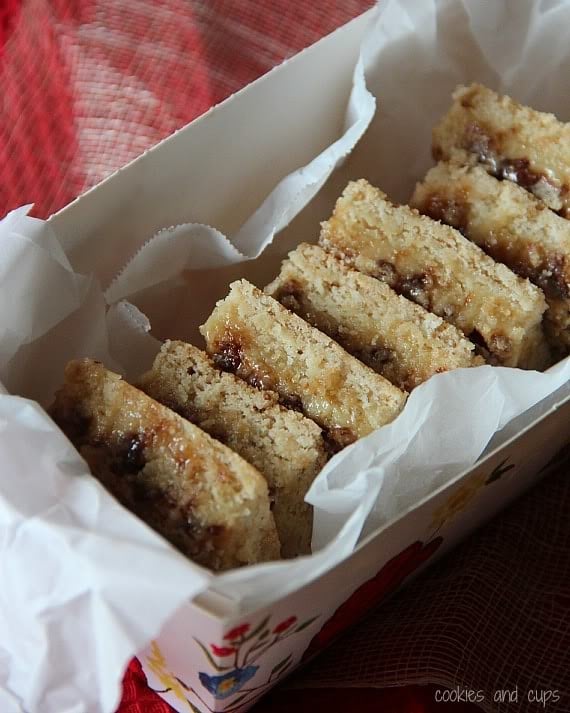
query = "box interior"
(44, 3, 570, 619)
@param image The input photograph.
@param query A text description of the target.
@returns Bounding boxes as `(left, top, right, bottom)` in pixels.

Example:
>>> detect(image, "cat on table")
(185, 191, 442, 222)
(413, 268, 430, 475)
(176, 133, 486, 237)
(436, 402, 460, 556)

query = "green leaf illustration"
(242, 615, 270, 643)
(293, 615, 319, 633)
(271, 654, 293, 676)
(486, 458, 515, 484)
(193, 638, 232, 672)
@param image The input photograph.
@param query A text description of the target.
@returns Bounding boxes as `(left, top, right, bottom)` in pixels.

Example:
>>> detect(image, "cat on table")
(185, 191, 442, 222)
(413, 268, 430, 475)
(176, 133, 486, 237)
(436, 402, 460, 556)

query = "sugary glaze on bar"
(411, 161, 570, 355)
(50, 359, 280, 571)
(319, 179, 550, 370)
(266, 243, 481, 391)
(432, 83, 570, 217)
(200, 279, 407, 450)
(139, 340, 327, 557)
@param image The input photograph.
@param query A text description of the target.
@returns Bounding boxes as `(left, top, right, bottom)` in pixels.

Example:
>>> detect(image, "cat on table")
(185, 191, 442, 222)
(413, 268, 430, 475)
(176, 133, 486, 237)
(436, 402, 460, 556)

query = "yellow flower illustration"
(146, 640, 192, 708)
(431, 458, 516, 531)
(430, 470, 487, 532)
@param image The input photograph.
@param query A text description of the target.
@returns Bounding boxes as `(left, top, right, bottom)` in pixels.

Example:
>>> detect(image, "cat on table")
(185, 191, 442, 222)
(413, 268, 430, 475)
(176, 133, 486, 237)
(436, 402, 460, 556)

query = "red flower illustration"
(210, 644, 236, 657)
(273, 616, 297, 634)
(223, 623, 250, 641)
(302, 538, 443, 661)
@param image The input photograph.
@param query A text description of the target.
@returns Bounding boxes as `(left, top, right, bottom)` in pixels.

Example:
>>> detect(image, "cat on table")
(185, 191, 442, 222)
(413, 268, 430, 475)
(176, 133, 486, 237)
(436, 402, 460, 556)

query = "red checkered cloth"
(2, 3, 569, 713)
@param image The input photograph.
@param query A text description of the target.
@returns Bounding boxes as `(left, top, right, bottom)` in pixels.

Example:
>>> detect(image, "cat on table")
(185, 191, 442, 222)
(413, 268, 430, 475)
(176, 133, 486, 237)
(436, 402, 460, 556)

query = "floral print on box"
(194, 612, 316, 702)
(146, 640, 191, 708)
(144, 456, 521, 711)
(430, 457, 515, 531)
(199, 667, 258, 700)
(145, 613, 319, 711)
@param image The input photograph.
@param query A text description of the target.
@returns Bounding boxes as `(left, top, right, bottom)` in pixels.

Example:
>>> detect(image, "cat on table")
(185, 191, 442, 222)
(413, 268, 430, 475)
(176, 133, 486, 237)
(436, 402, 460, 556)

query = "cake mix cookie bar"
(200, 280, 407, 450)
(50, 359, 280, 571)
(411, 161, 570, 355)
(432, 83, 570, 217)
(320, 179, 549, 369)
(265, 243, 480, 391)
(139, 341, 328, 557)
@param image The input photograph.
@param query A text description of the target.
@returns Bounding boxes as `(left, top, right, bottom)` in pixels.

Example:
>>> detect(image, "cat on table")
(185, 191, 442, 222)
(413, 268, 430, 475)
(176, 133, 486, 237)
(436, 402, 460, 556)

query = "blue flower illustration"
(199, 666, 259, 699)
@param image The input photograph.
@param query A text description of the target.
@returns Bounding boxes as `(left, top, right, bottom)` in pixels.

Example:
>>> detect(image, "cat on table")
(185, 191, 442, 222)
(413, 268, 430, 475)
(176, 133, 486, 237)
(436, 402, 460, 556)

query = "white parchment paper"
(1, 1, 570, 711)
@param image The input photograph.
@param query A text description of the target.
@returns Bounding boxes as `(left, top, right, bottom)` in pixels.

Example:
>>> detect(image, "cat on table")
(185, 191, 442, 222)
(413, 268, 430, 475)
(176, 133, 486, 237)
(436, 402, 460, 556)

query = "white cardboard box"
(45, 6, 570, 712)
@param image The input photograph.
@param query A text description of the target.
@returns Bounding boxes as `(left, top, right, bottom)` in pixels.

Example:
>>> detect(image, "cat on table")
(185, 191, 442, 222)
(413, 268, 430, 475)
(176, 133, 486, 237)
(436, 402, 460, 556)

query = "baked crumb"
(50, 359, 280, 571)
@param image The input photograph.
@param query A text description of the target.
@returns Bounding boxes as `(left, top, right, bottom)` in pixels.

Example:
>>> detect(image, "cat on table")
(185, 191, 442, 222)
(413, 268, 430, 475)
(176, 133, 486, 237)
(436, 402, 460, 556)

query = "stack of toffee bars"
(51, 84, 570, 570)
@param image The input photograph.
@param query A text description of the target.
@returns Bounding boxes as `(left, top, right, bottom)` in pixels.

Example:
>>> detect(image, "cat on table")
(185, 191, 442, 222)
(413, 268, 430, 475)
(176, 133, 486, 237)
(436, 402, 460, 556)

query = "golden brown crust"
(50, 359, 280, 571)
(200, 280, 407, 446)
(138, 341, 328, 557)
(411, 161, 570, 357)
(319, 179, 549, 370)
(266, 243, 480, 391)
(432, 83, 570, 216)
